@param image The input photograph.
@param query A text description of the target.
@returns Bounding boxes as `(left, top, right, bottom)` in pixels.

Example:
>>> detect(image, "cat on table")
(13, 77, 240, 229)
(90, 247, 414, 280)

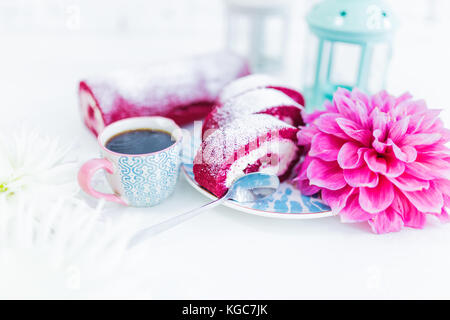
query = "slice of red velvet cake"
(79, 52, 250, 136)
(202, 88, 304, 139)
(218, 74, 305, 106)
(193, 114, 300, 198)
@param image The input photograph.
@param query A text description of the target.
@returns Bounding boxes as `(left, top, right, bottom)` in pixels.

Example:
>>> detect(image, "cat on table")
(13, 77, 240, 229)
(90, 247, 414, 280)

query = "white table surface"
(1, 1, 450, 299)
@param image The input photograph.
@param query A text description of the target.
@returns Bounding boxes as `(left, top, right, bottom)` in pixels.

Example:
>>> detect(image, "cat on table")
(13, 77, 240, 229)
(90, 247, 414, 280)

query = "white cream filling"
(80, 90, 105, 133)
(277, 115, 294, 126)
(225, 139, 297, 187)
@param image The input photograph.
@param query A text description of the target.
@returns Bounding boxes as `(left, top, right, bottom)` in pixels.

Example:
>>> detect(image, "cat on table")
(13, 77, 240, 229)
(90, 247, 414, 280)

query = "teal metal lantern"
(304, 0, 397, 110)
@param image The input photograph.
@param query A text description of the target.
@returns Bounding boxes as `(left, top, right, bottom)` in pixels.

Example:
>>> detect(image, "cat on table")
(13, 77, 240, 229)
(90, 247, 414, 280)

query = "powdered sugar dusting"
(79, 51, 250, 135)
(218, 74, 275, 104)
(212, 88, 302, 128)
(218, 73, 299, 104)
(197, 114, 296, 168)
(87, 52, 248, 113)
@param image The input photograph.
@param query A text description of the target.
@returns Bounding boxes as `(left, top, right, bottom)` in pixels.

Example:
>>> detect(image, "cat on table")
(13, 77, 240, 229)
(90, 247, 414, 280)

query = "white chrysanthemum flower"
(0, 130, 154, 298)
(0, 197, 152, 299)
(0, 130, 78, 202)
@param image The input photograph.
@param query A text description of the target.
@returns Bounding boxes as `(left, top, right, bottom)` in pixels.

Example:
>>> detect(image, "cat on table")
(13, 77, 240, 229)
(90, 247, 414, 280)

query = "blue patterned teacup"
(78, 117, 182, 207)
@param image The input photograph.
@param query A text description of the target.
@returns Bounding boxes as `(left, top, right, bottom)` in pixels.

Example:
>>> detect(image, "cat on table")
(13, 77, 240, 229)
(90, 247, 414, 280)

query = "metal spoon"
(128, 172, 280, 247)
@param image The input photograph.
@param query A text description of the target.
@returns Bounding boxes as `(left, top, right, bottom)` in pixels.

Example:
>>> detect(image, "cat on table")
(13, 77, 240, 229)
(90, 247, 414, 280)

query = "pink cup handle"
(78, 158, 127, 205)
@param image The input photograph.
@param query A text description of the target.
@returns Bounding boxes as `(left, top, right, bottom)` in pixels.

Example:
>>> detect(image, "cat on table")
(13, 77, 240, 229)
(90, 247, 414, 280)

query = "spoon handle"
(128, 196, 227, 247)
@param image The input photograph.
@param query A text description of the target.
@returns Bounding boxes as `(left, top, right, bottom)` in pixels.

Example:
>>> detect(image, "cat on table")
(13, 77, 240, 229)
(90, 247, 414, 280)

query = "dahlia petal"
(323, 100, 338, 113)
(416, 144, 450, 157)
(336, 118, 371, 145)
(322, 185, 355, 214)
(297, 155, 315, 180)
(372, 129, 388, 153)
(444, 194, 450, 208)
(389, 139, 417, 163)
(413, 108, 442, 133)
(403, 99, 428, 116)
(335, 92, 370, 127)
(432, 208, 450, 223)
(402, 133, 442, 146)
(334, 87, 352, 99)
(344, 165, 379, 188)
(405, 156, 450, 180)
(384, 153, 405, 178)
(388, 172, 430, 191)
(297, 126, 318, 146)
(402, 208, 426, 229)
(391, 100, 410, 119)
(401, 182, 444, 214)
(339, 194, 373, 223)
(434, 179, 450, 201)
(315, 114, 348, 139)
(298, 179, 321, 196)
(368, 208, 404, 234)
(383, 96, 397, 113)
(302, 110, 326, 123)
(428, 118, 445, 133)
(295, 157, 321, 196)
(364, 149, 387, 174)
(407, 113, 426, 134)
(395, 92, 413, 105)
(333, 94, 357, 120)
(359, 176, 395, 213)
(371, 107, 388, 139)
(389, 116, 409, 143)
(389, 190, 426, 229)
(309, 133, 343, 161)
(404, 163, 436, 180)
(337, 142, 365, 169)
(350, 88, 370, 111)
(370, 91, 388, 110)
(389, 190, 409, 213)
(438, 128, 450, 143)
(353, 100, 370, 128)
(307, 159, 346, 190)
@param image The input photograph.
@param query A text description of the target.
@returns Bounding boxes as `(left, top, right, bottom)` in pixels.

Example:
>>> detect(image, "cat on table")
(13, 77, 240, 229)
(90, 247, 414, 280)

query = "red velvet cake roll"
(202, 88, 304, 139)
(193, 114, 300, 197)
(79, 52, 250, 136)
(218, 74, 305, 106)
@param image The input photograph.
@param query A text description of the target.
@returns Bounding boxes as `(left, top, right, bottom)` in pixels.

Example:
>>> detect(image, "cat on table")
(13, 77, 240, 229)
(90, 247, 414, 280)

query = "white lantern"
(224, 0, 293, 73)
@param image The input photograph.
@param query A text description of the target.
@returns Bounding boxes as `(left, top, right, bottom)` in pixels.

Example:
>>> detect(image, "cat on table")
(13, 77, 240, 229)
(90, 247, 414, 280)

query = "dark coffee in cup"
(105, 129, 175, 155)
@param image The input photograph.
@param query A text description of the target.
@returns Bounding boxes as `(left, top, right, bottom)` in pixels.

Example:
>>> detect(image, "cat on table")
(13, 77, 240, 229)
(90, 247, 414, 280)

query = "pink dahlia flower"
(296, 88, 450, 233)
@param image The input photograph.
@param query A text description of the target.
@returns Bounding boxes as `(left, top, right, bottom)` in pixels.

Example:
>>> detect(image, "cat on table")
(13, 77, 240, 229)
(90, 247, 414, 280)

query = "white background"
(1, 0, 450, 299)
